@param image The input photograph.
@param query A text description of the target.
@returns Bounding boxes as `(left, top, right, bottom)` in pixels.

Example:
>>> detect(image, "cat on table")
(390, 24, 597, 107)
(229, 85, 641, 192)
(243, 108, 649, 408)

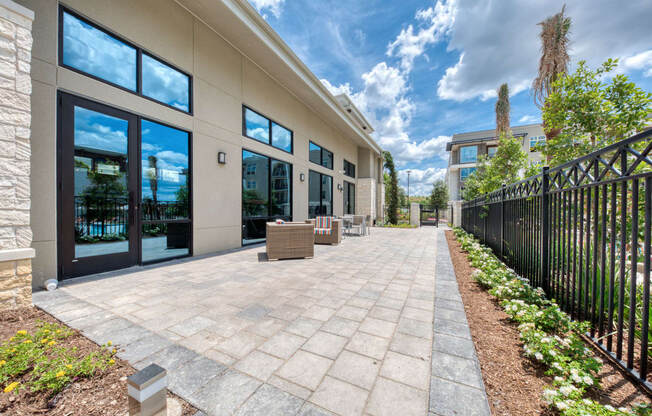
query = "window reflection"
(142, 54, 190, 112)
(244, 108, 270, 144)
(242, 150, 292, 244)
(309, 142, 321, 165)
(62, 11, 137, 91)
(460, 145, 478, 163)
(141, 120, 189, 221)
(140, 120, 190, 262)
(308, 170, 332, 218)
(271, 160, 291, 216)
(73, 107, 130, 258)
(272, 122, 292, 152)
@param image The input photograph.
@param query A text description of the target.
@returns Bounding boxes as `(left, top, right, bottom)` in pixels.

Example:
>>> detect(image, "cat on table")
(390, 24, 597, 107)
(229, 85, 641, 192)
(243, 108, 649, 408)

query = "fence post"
(500, 183, 505, 259)
(541, 166, 550, 295)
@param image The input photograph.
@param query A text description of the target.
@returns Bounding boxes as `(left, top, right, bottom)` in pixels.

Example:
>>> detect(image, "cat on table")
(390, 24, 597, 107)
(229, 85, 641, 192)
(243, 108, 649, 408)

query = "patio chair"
(266, 221, 314, 260)
(349, 215, 364, 236)
(306, 216, 342, 245)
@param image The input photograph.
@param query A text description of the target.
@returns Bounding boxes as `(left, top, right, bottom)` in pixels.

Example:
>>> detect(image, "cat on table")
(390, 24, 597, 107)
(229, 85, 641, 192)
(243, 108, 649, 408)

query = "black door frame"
(343, 180, 355, 215)
(57, 91, 193, 279)
(57, 92, 139, 279)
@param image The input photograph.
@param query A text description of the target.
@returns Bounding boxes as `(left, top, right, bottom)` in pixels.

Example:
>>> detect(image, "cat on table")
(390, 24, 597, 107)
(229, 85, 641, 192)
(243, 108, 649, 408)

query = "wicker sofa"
(306, 217, 342, 245)
(266, 222, 314, 260)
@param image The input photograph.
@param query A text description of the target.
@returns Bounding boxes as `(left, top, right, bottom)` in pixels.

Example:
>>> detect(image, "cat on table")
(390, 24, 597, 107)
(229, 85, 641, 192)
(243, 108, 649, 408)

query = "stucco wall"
(17, 0, 378, 287)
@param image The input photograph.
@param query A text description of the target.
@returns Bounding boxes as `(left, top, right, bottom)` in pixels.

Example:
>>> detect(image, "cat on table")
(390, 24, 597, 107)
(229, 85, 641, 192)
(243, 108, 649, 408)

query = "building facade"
(12, 0, 383, 291)
(445, 123, 545, 225)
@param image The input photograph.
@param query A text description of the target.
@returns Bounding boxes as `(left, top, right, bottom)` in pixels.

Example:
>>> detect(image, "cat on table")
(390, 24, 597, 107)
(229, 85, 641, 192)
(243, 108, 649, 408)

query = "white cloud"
(518, 115, 540, 124)
(248, 0, 285, 18)
(398, 167, 447, 195)
(436, 0, 652, 102)
(320, 79, 353, 97)
(620, 50, 652, 77)
(387, 0, 457, 71)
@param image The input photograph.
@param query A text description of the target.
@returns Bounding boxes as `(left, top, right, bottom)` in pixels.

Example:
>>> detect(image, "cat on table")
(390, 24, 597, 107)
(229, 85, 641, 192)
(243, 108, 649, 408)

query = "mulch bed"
(445, 230, 651, 415)
(0, 307, 197, 416)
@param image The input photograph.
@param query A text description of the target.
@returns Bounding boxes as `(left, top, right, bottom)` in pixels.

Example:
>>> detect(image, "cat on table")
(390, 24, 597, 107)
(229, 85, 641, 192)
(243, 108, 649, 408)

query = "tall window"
(459, 145, 478, 163)
(309, 141, 333, 170)
(242, 150, 292, 244)
(460, 167, 476, 181)
(487, 146, 497, 158)
(140, 120, 191, 262)
(60, 7, 191, 113)
(309, 170, 333, 217)
(343, 181, 355, 215)
(343, 159, 355, 178)
(529, 135, 546, 152)
(242, 106, 293, 153)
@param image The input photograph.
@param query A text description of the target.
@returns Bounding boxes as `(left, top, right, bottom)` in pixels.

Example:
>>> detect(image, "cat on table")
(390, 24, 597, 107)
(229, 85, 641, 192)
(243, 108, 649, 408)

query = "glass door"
(58, 93, 138, 278)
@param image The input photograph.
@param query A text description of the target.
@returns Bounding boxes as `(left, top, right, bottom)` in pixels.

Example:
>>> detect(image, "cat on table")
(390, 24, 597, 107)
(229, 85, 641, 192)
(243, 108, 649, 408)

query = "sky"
(248, 0, 652, 195)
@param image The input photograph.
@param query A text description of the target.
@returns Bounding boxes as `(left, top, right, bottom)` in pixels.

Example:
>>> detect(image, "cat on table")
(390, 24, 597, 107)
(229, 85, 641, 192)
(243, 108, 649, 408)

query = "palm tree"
(495, 83, 510, 137)
(532, 5, 571, 141)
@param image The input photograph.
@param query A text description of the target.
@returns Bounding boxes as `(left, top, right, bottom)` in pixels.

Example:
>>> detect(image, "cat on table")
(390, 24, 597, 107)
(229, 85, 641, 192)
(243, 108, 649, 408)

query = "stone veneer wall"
(356, 177, 376, 223)
(0, 0, 34, 310)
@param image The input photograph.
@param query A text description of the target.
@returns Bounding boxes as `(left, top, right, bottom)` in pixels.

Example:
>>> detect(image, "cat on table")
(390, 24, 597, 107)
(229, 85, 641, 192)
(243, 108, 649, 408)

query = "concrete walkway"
(33, 227, 489, 416)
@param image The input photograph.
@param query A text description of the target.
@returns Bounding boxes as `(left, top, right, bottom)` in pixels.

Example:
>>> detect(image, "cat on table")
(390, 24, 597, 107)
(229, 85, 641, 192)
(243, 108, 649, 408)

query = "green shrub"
(0, 321, 116, 396)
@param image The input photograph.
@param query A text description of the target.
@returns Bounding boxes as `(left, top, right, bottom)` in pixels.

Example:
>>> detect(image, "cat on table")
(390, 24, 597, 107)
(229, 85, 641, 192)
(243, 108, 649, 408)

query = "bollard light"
(127, 364, 167, 416)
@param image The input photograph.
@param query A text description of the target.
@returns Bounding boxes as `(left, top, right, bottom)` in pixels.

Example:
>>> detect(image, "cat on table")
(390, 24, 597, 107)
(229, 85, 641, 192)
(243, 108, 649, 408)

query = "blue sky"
(248, 0, 652, 195)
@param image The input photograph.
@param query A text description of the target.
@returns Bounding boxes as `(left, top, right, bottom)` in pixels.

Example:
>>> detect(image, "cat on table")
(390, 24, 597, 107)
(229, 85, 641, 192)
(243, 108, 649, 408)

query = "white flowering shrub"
(452, 227, 649, 416)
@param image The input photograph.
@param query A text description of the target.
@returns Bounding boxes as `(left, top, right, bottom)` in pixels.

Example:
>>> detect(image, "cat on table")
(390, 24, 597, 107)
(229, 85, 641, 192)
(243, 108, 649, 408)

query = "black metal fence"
(462, 130, 652, 390)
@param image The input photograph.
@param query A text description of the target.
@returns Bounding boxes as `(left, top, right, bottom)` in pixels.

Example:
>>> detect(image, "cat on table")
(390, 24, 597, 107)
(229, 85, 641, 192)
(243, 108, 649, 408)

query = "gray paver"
(194, 370, 262, 416)
(235, 384, 303, 416)
(169, 356, 228, 403)
(431, 351, 484, 389)
(34, 227, 492, 416)
(429, 376, 490, 416)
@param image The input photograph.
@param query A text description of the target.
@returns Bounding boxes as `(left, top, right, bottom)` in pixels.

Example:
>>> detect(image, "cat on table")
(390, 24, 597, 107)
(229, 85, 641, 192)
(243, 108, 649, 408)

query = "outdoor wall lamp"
(217, 152, 226, 164)
(300, 173, 305, 182)
(337, 183, 343, 191)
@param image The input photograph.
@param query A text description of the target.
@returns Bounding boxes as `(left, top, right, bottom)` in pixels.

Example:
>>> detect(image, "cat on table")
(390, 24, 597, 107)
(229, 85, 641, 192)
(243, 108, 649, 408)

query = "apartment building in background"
(446, 124, 545, 225)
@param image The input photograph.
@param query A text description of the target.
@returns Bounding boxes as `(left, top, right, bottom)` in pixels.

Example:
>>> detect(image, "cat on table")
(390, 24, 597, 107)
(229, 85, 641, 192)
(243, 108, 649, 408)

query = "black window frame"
(343, 180, 355, 215)
(56, 91, 193, 279)
(309, 141, 334, 170)
(308, 169, 333, 218)
(242, 105, 294, 154)
(343, 159, 356, 178)
(58, 6, 193, 115)
(241, 148, 294, 245)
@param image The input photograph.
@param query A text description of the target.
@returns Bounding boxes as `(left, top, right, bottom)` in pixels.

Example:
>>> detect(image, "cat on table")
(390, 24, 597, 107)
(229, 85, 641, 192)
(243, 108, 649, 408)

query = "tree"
(495, 83, 511, 137)
(462, 134, 528, 200)
(383, 151, 399, 224)
(542, 59, 652, 166)
(532, 5, 571, 142)
(398, 186, 407, 208)
(429, 180, 448, 210)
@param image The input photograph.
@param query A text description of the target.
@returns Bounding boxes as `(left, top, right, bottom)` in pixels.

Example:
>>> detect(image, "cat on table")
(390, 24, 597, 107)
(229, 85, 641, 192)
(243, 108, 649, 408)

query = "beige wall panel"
(31, 58, 56, 86)
(63, 0, 194, 72)
(194, 78, 242, 135)
(29, 81, 56, 243)
(192, 134, 241, 229)
(194, 22, 242, 100)
(31, 240, 56, 289)
(193, 226, 241, 256)
(16, 0, 56, 64)
(292, 160, 310, 221)
(241, 60, 313, 135)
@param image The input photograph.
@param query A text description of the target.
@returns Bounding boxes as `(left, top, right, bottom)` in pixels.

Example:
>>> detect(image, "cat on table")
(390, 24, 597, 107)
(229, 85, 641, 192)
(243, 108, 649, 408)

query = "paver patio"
(33, 227, 490, 416)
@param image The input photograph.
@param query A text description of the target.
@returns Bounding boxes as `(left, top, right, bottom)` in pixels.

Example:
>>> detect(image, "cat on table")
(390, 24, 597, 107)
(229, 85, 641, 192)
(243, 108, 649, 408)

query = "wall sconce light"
(300, 173, 305, 182)
(217, 152, 226, 164)
(337, 183, 343, 192)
